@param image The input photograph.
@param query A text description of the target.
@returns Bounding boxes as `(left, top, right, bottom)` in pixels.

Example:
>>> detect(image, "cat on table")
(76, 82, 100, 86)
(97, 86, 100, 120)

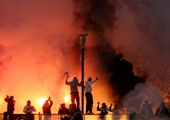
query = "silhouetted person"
(65, 76, 82, 110)
(23, 100, 36, 120)
(97, 102, 108, 119)
(42, 97, 53, 115)
(155, 101, 170, 118)
(85, 76, 98, 114)
(141, 100, 154, 120)
(58, 103, 69, 114)
(58, 103, 69, 120)
(4, 95, 15, 120)
(42, 97, 53, 120)
(68, 103, 83, 120)
(109, 103, 119, 114)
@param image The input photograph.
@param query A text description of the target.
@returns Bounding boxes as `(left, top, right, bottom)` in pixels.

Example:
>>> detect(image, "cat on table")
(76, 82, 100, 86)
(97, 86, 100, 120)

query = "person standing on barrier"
(23, 100, 36, 120)
(4, 95, 15, 120)
(65, 73, 82, 110)
(85, 76, 98, 114)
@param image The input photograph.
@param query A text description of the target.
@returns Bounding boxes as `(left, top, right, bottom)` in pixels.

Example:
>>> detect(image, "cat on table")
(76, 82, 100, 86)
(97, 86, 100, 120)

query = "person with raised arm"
(85, 76, 98, 114)
(65, 72, 82, 110)
(4, 95, 15, 120)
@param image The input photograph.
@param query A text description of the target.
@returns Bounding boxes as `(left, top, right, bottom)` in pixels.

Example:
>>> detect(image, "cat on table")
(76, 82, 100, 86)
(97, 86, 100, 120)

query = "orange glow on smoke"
(0, 96, 3, 105)
(0, 0, 116, 114)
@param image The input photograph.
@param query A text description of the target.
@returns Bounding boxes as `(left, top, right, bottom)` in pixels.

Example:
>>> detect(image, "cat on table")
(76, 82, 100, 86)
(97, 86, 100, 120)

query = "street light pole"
(79, 33, 88, 114)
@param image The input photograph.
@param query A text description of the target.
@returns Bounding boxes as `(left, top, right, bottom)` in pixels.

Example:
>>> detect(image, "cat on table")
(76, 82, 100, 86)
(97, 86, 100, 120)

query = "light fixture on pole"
(79, 33, 88, 48)
(79, 33, 88, 114)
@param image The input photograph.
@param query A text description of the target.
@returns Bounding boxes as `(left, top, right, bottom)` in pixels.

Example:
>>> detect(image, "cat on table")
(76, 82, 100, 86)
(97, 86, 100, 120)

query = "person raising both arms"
(85, 76, 98, 114)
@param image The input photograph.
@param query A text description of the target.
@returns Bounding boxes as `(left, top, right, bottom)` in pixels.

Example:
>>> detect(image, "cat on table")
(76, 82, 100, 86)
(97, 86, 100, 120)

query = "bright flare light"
(64, 95, 70, 103)
(38, 97, 46, 106)
(0, 97, 2, 105)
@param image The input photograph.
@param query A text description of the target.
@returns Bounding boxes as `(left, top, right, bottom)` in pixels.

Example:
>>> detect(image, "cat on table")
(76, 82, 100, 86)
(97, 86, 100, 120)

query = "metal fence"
(0, 113, 143, 120)
(1, 113, 170, 120)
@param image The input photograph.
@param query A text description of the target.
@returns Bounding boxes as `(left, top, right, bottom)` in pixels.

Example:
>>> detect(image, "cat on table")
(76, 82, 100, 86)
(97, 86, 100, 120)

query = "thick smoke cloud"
(71, 0, 145, 105)
(0, 0, 170, 115)
(71, 0, 170, 114)
(113, 0, 170, 113)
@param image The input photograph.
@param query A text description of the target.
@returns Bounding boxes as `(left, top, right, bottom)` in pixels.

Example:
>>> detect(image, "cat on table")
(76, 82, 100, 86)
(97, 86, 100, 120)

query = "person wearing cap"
(65, 76, 82, 110)
(85, 76, 98, 114)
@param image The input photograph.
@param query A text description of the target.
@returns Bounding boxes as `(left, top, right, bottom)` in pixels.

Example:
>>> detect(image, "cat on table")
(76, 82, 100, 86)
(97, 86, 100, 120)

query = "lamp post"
(79, 33, 88, 114)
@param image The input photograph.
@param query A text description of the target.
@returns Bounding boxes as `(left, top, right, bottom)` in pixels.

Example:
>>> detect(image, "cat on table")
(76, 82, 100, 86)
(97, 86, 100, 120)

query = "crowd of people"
(140, 100, 170, 120)
(3, 73, 170, 120)
(3, 95, 83, 120)
(3, 74, 98, 120)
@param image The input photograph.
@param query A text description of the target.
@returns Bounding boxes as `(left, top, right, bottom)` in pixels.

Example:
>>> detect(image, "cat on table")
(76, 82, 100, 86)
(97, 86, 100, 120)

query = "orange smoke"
(1, 0, 169, 115)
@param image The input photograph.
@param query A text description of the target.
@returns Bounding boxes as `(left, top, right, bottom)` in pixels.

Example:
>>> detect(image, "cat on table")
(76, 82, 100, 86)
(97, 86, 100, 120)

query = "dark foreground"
(0, 113, 169, 120)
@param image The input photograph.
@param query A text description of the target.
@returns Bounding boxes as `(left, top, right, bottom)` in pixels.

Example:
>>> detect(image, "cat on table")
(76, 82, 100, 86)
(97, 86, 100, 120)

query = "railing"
(0, 113, 139, 120)
(1, 113, 170, 120)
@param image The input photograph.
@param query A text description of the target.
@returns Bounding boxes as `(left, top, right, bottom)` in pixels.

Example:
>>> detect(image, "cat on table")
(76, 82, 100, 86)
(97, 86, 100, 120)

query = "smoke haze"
(0, 0, 76, 113)
(113, 0, 170, 113)
(0, 0, 170, 114)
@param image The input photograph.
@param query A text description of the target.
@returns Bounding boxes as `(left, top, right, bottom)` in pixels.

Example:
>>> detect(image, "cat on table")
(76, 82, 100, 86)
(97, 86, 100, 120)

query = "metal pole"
(81, 47, 85, 114)
(79, 33, 88, 115)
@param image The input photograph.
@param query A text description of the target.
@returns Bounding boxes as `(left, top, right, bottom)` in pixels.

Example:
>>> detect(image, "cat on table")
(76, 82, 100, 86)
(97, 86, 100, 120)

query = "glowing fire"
(37, 97, 46, 106)
(64, 95, 70, 103)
